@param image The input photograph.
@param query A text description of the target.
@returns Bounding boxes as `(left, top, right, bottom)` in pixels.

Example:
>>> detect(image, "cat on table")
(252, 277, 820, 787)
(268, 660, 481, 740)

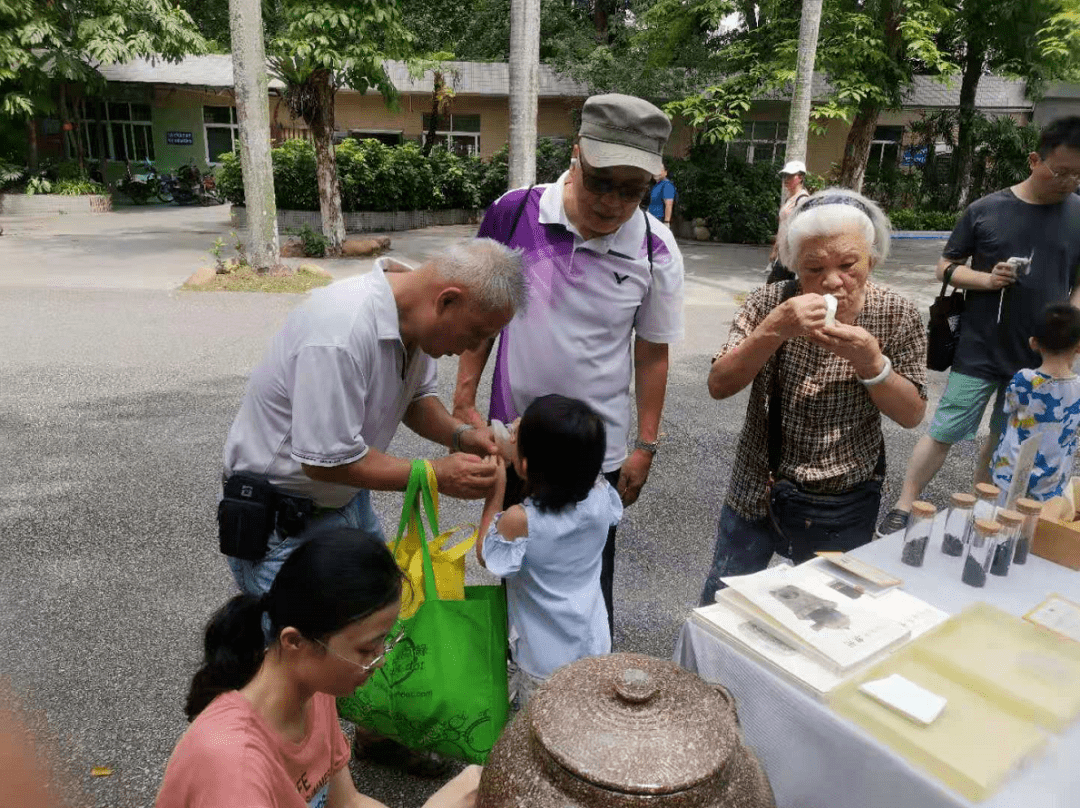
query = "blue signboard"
(166, 131, 194, 146)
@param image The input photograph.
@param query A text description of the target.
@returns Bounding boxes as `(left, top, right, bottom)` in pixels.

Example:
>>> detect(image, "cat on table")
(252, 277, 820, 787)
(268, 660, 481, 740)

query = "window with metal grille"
(421, 114, 481, 156)
(80, 101, 154, 161)
(204, 106, 239, 164)
(726, 121, 788, 165)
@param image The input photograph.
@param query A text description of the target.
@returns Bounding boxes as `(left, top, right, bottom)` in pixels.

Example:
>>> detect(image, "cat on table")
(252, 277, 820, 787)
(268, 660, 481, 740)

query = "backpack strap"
(507, 186, 534, 242)
(643, 209, 654, 274)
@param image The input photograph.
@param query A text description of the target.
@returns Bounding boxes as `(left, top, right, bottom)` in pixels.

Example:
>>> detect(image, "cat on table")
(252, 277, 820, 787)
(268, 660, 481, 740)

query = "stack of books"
(691, 561, 948, 697)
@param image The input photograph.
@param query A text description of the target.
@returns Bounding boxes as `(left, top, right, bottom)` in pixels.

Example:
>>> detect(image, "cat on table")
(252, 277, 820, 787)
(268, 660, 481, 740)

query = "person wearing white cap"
(767, 160, 811, 283)
(454, 93, 685, 638)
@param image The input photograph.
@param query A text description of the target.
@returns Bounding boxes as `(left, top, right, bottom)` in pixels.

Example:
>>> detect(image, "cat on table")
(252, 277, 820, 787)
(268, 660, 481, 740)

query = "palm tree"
(508, 0, 540, 189)
(784, 0, 824, 202)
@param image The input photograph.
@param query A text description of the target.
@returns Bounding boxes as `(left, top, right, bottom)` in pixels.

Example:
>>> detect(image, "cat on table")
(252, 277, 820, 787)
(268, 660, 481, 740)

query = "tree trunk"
(948, 42, 985, 211)
(739, 0, 759, 30)
(508, 0, 540, 189)
(73, 94, 86, 174)
(784, 0, 824, 203)
(97, 115, 109, 186)
(229, 0, 279, 271)
(837, 101, 880, 192)
(422, 72, 445, 157)
(27, 119, 38, 172)
(309, 71, 346, 255)
(58, 83, 71, 160)
(594, 0, 611, 43)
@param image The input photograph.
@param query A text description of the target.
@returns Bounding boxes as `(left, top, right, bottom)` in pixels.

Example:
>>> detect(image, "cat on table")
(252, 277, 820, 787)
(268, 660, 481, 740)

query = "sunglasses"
(577, 158, 651, 202)
(316, 626, 406, 672)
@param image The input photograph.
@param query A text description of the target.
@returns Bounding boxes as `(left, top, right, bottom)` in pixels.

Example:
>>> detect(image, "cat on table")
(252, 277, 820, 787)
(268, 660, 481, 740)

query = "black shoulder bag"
(926, 263, 965, 371)
(765, 280, 884, 562)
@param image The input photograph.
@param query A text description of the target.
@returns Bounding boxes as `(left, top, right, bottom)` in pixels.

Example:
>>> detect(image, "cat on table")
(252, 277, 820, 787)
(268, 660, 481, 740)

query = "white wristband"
(859, 355, 892, 387)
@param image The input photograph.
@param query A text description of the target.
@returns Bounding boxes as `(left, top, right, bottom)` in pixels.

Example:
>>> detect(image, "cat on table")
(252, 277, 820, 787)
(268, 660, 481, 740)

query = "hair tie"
(797, 194, 874, 220)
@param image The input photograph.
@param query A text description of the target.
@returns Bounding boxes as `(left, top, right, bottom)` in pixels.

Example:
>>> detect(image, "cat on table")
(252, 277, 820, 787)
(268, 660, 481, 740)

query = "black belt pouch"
(218, 473, 277, 560)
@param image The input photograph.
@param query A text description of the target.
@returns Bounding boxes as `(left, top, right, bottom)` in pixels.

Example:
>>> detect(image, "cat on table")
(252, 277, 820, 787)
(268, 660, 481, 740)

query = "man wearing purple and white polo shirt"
(453, 94, 685, 635)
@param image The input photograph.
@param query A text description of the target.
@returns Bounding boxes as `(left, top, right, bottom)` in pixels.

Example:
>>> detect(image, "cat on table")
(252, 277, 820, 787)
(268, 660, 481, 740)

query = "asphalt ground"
(0, 205, 983, 807)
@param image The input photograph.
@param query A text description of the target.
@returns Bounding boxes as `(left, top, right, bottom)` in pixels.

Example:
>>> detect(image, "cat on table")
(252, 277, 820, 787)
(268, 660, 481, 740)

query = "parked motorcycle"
(117, 160, 173, 204)
(167, 163, 223, 206)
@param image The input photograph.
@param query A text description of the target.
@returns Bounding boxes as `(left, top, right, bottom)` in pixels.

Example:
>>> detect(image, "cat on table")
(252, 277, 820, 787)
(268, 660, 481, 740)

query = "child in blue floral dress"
(991, 303, 1080, 502)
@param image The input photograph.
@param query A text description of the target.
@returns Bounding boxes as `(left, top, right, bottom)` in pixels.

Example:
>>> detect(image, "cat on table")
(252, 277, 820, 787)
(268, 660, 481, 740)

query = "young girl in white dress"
(477, 394, 623, 709)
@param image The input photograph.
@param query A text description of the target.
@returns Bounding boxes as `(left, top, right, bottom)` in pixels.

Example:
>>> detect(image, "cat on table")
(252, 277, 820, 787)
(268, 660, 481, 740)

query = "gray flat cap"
(577, 93, 671, 177)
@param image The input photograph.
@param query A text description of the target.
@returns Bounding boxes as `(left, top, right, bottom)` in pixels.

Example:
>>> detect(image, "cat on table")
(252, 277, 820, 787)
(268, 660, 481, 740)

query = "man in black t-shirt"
(878, 117, 1080, 536)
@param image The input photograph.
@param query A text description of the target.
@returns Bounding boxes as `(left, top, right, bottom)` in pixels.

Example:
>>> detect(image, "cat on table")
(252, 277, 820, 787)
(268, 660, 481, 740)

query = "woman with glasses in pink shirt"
(155, 526, 480, 808)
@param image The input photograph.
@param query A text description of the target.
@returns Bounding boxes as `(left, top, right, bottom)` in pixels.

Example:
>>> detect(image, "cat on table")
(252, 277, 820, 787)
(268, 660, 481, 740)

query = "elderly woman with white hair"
(700, 189, 928, 602)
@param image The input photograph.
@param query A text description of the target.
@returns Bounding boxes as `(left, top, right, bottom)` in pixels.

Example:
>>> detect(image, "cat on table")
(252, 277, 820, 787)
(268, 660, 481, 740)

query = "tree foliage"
(0, 0, 206, 119)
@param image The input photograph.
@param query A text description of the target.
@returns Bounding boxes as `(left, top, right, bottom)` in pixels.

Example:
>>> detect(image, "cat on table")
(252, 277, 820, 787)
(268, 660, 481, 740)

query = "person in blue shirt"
(475, 395, 622, 710)
(648, 164, 676, 226)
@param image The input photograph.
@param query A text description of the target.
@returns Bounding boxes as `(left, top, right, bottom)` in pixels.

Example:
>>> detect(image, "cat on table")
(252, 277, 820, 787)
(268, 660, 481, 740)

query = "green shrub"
(669, 146, 782, 244)
(427, 146, 481, 210)
(223, 136, 573, 213)
(216, 151, 244, 205)
(887, 208, 959, 231)
(53, 178, 106, 196)
(272, 138, 320, 211)
(298, 223, 328, 257)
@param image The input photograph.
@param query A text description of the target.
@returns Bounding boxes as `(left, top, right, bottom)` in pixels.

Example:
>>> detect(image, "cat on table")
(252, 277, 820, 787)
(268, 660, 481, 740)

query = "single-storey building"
(30, 54, 1034, 182)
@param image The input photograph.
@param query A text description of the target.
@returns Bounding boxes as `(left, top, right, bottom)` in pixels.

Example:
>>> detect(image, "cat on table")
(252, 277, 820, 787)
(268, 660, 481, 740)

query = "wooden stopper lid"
(974, 483, 1001, 499)
(910, 501, 937, 518)
(995, 508, 1023, 527)
(1015, 498, 1043, 516)
(950, 493, 977, 508)
(974, 518, 1001, 536)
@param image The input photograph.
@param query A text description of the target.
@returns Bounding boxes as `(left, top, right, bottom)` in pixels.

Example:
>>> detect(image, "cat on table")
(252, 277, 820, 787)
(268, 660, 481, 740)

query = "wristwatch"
(451, 423, 475, 452)
(634, 438, 659, 456)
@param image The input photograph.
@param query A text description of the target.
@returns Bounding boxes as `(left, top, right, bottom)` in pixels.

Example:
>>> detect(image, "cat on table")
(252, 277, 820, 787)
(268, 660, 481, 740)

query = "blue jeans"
(226, 489, 385, 596)
(699, 504, 777, 606)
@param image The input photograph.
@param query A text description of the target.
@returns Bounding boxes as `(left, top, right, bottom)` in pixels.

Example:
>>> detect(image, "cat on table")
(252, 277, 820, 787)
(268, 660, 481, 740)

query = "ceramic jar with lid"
(477, 653, 776, 808)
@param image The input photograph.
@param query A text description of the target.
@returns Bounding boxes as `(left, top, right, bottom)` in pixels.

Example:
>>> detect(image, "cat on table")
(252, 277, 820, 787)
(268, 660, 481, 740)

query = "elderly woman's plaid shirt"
(719, 281, 928, 520)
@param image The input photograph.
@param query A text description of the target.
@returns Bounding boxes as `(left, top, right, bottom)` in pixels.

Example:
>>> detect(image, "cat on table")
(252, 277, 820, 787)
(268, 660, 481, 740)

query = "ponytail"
(184, 594, 267, 720)
(183, 526, 402, 721)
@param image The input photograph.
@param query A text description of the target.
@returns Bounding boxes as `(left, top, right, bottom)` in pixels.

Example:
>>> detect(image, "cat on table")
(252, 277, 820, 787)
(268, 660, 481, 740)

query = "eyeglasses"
(577, 159, 651, 202)
(1043, 161, 1080, 183)
(316, 627, 406, 672)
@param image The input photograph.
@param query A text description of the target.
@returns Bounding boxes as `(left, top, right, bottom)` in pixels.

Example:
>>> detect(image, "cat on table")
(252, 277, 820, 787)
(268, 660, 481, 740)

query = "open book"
(719, 564, 913, 674)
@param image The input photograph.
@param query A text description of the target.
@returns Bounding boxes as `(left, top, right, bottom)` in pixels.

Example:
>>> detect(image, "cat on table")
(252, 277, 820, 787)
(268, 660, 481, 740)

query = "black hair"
(517, 394, 606, 513)
(1034, 302, 1080, 354)
(184, 526, 402, 720)
(1037, 117, 1080, 159)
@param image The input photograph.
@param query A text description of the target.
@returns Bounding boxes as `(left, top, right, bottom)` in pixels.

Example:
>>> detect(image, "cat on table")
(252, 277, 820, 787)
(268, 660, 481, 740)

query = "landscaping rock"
(693, 226, 711, 241)
(297, 263, 333, 278)
(341, 236, 391, 257)
(185, 267, 217, 287)
(280, 239, 306, 258)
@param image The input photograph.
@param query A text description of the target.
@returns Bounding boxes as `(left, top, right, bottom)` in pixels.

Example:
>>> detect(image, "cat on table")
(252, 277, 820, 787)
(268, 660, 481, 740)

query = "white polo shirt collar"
(538, 171, 648, 258)
(370, 257, 412, 344)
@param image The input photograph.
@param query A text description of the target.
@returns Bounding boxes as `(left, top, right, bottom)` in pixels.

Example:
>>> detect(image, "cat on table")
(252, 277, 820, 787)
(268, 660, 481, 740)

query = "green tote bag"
(338, 461, 510, 764)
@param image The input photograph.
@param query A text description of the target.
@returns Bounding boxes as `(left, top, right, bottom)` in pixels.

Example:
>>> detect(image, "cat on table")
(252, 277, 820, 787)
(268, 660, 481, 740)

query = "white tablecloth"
(674, 522, 1080, 808)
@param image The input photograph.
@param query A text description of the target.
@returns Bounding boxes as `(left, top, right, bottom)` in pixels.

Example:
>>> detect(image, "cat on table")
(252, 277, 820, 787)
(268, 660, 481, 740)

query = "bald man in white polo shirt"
(453, 94, 685, 634)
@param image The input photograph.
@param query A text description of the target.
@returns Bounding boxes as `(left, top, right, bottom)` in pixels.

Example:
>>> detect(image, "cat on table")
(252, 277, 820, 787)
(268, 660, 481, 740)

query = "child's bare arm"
(476, 456, 507, 568)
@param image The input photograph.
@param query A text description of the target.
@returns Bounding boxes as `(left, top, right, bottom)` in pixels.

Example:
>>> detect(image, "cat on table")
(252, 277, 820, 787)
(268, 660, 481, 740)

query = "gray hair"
(427, 238, 527, 313)
(778, 187, 892, 270)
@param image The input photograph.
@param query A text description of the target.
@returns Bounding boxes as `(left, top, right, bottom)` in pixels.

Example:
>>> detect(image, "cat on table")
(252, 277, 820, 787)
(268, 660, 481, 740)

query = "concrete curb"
(0, 193, 113, 215)
(230, 205, 483, 234)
